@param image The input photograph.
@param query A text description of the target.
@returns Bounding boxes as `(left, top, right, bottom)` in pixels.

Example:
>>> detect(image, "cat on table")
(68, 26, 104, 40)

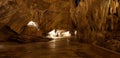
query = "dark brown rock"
(10, 35, 52, 43)
(0, 23, 16, 41)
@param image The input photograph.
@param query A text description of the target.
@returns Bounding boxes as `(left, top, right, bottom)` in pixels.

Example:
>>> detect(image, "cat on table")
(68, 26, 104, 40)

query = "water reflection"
(48, 37, 70, 49)
(67, 38, 70, 46)
(47, 29, 70, 49)
(49, 40, 56, 48)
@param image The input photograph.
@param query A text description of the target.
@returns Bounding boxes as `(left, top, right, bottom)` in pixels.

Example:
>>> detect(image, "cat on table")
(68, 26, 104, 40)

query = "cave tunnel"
(0, 0, 120, 58)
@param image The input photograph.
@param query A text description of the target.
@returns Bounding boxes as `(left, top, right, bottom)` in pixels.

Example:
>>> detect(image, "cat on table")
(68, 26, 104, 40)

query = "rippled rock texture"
(0, 0, 120, 43)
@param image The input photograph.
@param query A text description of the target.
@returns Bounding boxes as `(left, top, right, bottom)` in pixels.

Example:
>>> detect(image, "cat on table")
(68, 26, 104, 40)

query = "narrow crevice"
(75, 0, 80, 7)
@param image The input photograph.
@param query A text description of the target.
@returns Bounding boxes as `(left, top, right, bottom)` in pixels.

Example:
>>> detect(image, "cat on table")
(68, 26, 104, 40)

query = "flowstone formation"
(70, 0, 120, 43)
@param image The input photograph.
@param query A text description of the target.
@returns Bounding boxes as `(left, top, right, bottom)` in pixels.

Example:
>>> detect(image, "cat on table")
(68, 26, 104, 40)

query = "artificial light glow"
(27, 20, 39, 31)
(74, 30, 77, 35)
(47, 29, 71, 39)
(48, 29, 56, 38)
(27, 21, 38, 27)
(62, 31, 71, 37)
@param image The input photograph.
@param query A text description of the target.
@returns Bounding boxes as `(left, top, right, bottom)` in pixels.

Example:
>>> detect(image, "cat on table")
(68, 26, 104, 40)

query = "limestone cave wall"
(0, 0, 120, 43)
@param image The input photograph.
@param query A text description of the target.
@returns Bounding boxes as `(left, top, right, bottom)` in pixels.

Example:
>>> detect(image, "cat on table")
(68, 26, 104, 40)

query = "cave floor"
(0, 38, 103, 58)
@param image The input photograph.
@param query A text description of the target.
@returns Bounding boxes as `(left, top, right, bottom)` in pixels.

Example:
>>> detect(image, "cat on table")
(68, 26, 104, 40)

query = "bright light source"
(62, 31, 71, 37)
(27, 20, 39, 31)
(48, 29, 56, 38)
(27, 21, 38, 27)
(47, 29, 71, 39)
(74, 30, 77, 35)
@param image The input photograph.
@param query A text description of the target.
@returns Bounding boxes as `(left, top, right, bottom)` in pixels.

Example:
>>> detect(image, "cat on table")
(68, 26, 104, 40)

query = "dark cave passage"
(75, 0, 80, 7)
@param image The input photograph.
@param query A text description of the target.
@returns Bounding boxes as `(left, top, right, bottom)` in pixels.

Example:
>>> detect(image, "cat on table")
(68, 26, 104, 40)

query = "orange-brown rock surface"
(0, 0, 120, 43)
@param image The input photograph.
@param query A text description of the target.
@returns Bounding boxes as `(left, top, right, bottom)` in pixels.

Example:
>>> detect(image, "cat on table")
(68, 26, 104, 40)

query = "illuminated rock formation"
(0, 0, 119, 43)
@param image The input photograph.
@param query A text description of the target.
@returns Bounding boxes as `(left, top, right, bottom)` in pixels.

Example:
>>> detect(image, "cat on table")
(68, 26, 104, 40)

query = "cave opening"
(46, 29, 74, 39)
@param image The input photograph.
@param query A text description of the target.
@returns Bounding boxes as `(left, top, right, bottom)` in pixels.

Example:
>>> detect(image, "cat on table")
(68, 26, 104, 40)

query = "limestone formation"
(0, 0, 119, 43)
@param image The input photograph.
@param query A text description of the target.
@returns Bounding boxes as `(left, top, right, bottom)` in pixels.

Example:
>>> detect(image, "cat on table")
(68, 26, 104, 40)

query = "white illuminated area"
(27, 20, 39, 31)
(48, 29, 56, 38)
(62, 31, 71, 37)
(74, 30, 77, 35)
(47, 29, 71, 39)
(27, 21, 38, 27)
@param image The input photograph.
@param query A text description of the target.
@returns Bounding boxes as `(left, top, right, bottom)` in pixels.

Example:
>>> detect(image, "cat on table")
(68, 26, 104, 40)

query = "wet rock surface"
(0, 38, 103, 58)
(0, 0, 120, 58)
